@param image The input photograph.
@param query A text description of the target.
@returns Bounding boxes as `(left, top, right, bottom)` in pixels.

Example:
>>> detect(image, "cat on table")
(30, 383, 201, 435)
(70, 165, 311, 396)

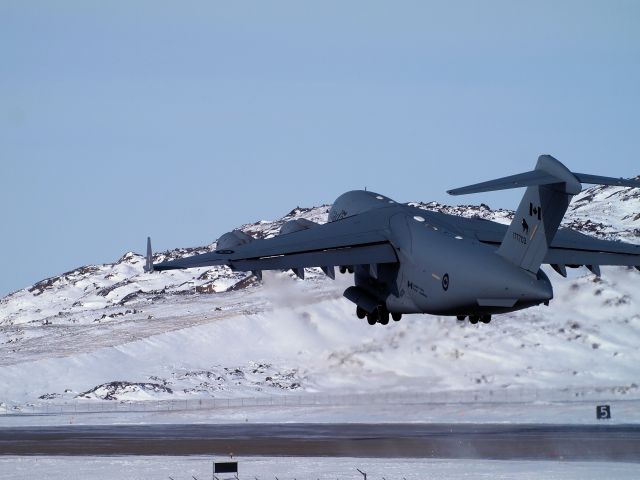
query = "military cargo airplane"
(146, 155, 640, 325)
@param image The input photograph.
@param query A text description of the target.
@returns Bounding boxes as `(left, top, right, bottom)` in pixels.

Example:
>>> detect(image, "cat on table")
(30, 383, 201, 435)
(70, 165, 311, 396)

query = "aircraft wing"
(544, 229, 640, 267)
(430, 213, 640, 268)
(149, 208, 398, 274)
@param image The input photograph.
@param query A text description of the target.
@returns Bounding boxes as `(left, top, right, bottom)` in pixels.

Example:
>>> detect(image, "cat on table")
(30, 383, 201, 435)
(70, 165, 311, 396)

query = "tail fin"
(448, 155, 640, 273)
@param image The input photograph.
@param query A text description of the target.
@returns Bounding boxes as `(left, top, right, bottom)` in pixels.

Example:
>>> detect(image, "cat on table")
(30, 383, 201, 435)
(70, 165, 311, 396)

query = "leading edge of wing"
(152, 207, 399, 272)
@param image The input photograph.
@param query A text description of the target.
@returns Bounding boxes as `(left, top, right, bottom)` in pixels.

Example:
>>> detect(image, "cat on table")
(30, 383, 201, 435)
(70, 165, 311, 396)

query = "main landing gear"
(457, 314, 492, 324)
(358, 306, 401, 326)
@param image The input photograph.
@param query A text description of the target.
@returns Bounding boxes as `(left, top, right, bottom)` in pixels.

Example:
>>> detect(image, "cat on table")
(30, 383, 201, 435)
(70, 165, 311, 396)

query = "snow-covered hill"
(0, 184, 639, 405)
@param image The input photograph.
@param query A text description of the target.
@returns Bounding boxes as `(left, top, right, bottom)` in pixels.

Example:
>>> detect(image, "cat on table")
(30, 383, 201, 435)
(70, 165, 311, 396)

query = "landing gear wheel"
(469, 315, 479, 325)
(392, 312, 402, 322)
(366, 312, 378, 325)
(480, 315, 491, 324)
(456, 315, 466, 321)
(378, 308, 390, 325)
(339, 266, 347, 274)
(356, 306, 366, 319)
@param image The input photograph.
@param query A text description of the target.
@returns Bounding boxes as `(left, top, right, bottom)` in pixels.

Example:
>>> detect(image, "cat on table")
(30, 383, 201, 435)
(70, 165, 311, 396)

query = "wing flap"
(231, 243, 398, 271)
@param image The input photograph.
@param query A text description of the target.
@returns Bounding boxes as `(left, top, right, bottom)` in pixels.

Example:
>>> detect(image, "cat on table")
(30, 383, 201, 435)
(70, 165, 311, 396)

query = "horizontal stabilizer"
(572, 173, 640, 188)
(447, 170, 560, 195)
(448, 155, 640, 196)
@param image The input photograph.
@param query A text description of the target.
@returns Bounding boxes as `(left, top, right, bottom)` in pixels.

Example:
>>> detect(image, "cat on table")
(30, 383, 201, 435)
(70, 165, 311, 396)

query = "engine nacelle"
(328, 190, 397, 222)
(216, 230, 254, 252)
(279, 218, 319, 235)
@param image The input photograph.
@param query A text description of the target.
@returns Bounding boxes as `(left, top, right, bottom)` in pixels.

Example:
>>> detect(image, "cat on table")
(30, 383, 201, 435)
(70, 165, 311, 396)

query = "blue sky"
(1, 1, 639, 296)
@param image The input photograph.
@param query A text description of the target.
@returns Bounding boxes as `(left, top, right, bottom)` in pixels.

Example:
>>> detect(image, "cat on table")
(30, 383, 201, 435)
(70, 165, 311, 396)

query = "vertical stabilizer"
(495, 156, 581, 272)
(448, 154, 640, 273)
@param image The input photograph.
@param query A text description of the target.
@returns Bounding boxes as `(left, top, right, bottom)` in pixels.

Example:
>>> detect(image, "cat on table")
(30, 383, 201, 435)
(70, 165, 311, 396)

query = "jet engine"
(279, 218, 318, 235)
(216, 230, 254, 252)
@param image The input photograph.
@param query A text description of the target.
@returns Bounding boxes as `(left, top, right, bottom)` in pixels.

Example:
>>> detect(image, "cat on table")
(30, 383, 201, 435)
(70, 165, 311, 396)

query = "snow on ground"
(0, 265, 639, 423)
(2, 456, 639, 480)
(2, 398, 640, 427)
(566, 181, 640, 243)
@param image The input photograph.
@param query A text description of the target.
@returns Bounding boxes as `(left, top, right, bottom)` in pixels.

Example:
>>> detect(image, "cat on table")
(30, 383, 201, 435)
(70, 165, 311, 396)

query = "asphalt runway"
(1, 423, 639, 461)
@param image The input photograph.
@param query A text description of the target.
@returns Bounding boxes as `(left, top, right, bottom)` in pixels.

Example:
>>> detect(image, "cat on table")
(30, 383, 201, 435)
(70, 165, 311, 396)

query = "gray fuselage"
(330, 190, 553, 317)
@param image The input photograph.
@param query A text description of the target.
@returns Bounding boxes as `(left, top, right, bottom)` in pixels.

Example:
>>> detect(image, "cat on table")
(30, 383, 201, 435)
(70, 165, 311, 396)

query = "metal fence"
(2, 384, 639, 416)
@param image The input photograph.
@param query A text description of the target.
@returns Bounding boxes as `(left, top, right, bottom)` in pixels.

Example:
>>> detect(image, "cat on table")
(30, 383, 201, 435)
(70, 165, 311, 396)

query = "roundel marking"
(215, 249, 235, 255)
(442, 273, 450, 291)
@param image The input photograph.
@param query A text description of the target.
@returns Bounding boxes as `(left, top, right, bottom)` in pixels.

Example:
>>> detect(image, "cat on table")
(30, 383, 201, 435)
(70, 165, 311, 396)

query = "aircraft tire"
(480, 315, 491, 324)
(367, 312, 378, 325)
(356, 306, 367, 319)
(378, 309, 390, 325)
(469, 315, 479, 325)
(392, 312, 402, 322)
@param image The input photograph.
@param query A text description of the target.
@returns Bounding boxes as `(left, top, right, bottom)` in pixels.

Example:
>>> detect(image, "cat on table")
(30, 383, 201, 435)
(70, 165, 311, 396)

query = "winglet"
(144, 237, 154, 273)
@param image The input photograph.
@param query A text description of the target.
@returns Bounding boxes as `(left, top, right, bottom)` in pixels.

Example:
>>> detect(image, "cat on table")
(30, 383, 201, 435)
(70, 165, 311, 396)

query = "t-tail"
(448, 155, 640, 274)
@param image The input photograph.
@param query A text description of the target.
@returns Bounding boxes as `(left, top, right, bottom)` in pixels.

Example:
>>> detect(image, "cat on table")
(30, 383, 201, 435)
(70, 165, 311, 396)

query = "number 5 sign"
(596, 405, 611, 420)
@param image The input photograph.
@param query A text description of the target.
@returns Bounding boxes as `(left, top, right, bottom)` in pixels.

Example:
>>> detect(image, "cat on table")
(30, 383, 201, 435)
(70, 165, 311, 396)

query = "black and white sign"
(214, 461, 238, 473)
(596, 405, 611, 420)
